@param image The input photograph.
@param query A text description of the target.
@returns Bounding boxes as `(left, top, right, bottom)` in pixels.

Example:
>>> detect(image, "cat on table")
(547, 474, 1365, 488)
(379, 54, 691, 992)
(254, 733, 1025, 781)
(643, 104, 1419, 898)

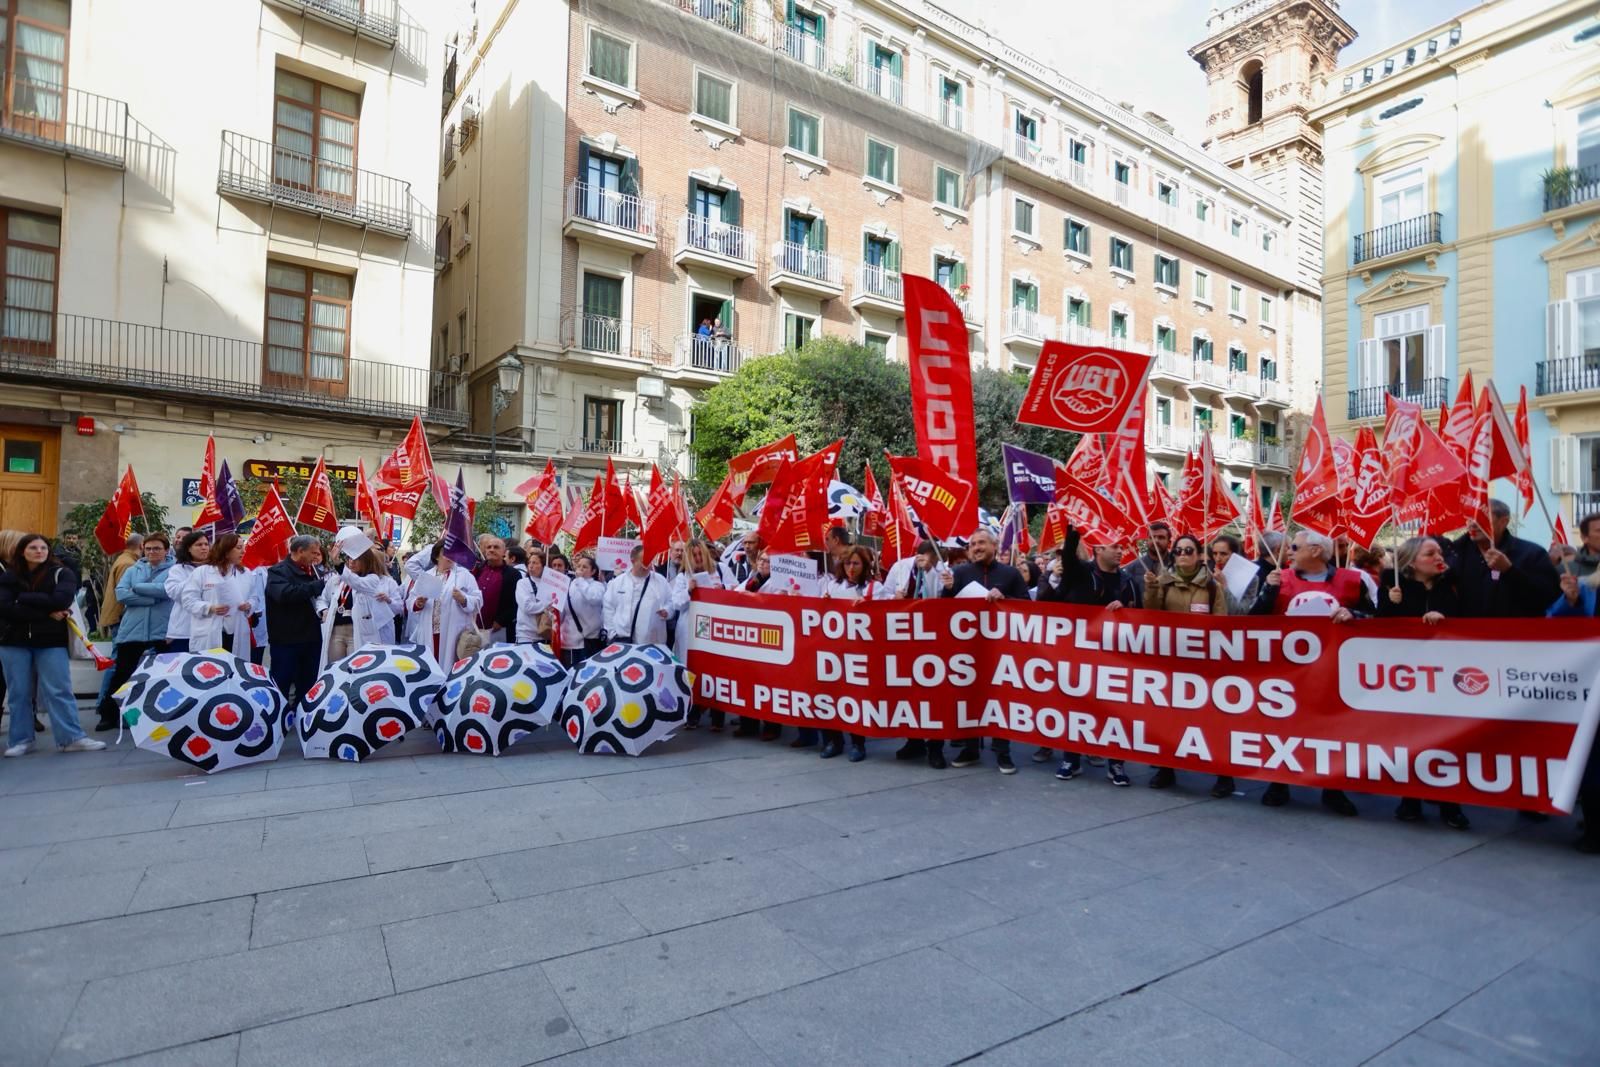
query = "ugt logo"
(1051, 352, 1124, 421)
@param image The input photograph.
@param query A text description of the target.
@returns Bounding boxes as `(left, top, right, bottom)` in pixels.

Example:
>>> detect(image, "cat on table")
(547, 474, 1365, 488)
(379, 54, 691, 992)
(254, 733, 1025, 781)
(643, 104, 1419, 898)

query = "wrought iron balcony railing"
(565, 180, 659, 240)
(1, 70, 138, 168)
(856, 264, 903, 303)
(1537, 356, 1600, 397)
(675, 334, 747, 374)
(678, 214, 754, 263)
(1545, 163, 1600, 213)
(218, 131, 413, 236)
(770, 242, 842, 285)
(0, 313, 464, 426)
(1352, 212, 1442, 265)
(264, 0, 400, 42)
(562, 310, 670, 366)
(1346, 377, 1449, 420)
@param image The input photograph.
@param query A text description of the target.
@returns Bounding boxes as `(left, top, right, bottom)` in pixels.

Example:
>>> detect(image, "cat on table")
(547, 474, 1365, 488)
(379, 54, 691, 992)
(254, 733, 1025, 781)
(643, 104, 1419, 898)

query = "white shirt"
(603, 569, 673, 646)
(669, 569, 723, 655)
(823, 578, 882, 602)
(514, 569, 554, 644)
(558, 575, 607, 647)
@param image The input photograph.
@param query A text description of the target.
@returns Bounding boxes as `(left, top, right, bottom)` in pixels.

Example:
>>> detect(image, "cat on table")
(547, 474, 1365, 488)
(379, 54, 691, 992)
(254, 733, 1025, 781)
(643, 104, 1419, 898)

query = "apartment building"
(436, 0, 1324, 514)
(0, 0, 453, 534)
(1310, 0, 1600, 537)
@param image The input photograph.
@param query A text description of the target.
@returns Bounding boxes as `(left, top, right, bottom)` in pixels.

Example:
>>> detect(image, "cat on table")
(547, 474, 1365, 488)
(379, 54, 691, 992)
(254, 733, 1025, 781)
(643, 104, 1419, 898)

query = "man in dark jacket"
(472, 537, 518, 642)
(1122, 520, 1174, 597)
(1451, 499, 1562, 618)
(266, 536, 326, 710)
(940, 528, 1030, 773)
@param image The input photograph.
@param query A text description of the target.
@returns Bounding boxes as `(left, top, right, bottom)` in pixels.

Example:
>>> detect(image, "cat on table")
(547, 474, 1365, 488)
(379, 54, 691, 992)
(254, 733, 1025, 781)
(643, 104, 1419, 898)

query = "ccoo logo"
(1050, 353, 1124, 422)
(1453, 667, 1491, 696)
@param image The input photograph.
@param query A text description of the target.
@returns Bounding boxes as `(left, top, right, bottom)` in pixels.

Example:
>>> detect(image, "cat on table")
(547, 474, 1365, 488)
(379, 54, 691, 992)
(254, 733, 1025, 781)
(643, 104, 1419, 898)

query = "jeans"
(1, 645, 85, 747)
(268, 639, 323, 711)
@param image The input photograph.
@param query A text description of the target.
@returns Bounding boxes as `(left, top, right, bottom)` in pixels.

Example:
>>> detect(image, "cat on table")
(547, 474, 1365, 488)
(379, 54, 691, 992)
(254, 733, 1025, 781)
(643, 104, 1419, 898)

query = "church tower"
(1189, 0, 1356, 291)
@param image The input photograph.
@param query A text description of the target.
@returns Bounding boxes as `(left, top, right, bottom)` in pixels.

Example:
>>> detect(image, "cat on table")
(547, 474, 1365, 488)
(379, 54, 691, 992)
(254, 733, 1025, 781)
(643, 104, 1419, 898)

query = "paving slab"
(540, 1011, 775, 1067)
(167, 781, 353, 827)
(250, 859, 497, 948)
(610, 852, 835, 933)
(476, 829, 693, 901)
(0, 977, 82, 1067)
(0, 866, 144, 936)
(127, 834, 370, 912)
(1420, 961, 1600, 1067)
(28, 817, 267, 880)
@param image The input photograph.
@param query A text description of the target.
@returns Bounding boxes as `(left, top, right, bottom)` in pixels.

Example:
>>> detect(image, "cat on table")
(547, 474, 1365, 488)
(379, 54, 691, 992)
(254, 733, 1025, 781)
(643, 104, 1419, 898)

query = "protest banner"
(685, 590, 1600, 813)
(597, 536, 640, 575)
(768, 553, 823, 596)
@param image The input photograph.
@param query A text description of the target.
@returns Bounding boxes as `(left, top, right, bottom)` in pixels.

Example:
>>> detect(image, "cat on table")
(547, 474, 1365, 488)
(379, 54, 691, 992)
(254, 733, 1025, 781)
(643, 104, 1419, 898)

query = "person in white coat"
(558, 552, 607, 668)
(513, 546, 556, 645)
(164, 529, 212, 648)
(318, 546, 403, 668)
(818, 544, 880, 761)
(416, 543, 483, 665)
(603, 544, 673, 647)
(671, 541, 725, 731)
(247, 565, 269, 665)
(180, 534, 261, 656)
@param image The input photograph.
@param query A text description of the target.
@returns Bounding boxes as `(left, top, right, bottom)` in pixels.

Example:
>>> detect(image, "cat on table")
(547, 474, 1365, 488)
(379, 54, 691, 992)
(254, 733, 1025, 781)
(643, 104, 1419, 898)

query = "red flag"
(620, 473, 644, 532)
(522, 460, 564, 543)
(1293, 396, 1344, 538)
(242, 482, 295, 569)
(1054, 471, 1138, 546)
(695, 474, 739, 542)
(757, 442, 842, 555)
(1196, 433, 1241, 539)
(95, 466, 143, 554)
(1150, 475, 1178, 530)
(597, 458, 627, 538)
(727, 433, 798, 503)
(1037, 501, 1068, 554)
(1244, 470, 1264, 559)
(1100, 390, 1153, 523)
(1441, 372, 1476, 461)
(1332, 435, 1357, 538)
(1462, 404, 1495, 538)
(1064, 432, 1106, 486)
(1017, 340, 1152, 435)
(1556, 513, 1572, 547)
(1383, 394, 1468, 503)
(640, 471, 681, 567)
(355, 459, 384, 532)
(1172, 451, 1207, 536)
(571, 475, 607, 553)
(861, 464, 886, 538)
(670, 473, 691, 542)
(295, 456, 340, 533)
(880, 479, 919, 570)
(886, 452, 975, 544)
(1265, 488, 1285, 533)
(559, 481, 590, 537)
(904, 275, 981, 537)
(1515, 385, 1535, 517)
(194, 435, 222, 528)
(1479, 381, 1526, 483)
(375, 416, 440, 519)
(1345, 427, 1393, 549)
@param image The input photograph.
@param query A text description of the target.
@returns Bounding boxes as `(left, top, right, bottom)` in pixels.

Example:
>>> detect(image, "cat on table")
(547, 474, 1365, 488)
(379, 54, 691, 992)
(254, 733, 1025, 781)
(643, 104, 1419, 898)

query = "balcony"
(1346, 378, 1450, 420)
(1258, 442, 1291, 469)
(0, 71, 141, 169)
(1061, 324, 1109, 347)
(858, 64, 903, 106)
(434, 220, 450, 271)
(0, 313, 464, 426)
(1571, 491, 1600, 524)
(563, 180, 659, 253)
(1009, 133, 1044, 168)
(1150, 350, 1190, 384)
(949, 292, 982, 331)
(217, 131, 412, 236)
(263, 0, 400, 43)
(1222, 369, 1260, 401)
(768, 242, 844, 298)
(671, 0, 764, 40)
(576, 438, 626, 456)
(1352, 212, 1443, 266)
(673, 334, 748, 377)
(1147, 424, 1191, 455)
(1537, 356, 1600, 398)
(1060, 159, 1095, 193)
(1217, 435, 1256, 467)
(934, 100, 967, 133)
(1545, 164, 1600, 214)
(561, 311, 670, 367)
(674, 215, 756, 277)
(1255, 377, 1291, 408)
(851, 265, 903, 315)
(780, 26, 828, 71)
(1188, 361, 1226, 397)
(1001, 308, 1053, 351)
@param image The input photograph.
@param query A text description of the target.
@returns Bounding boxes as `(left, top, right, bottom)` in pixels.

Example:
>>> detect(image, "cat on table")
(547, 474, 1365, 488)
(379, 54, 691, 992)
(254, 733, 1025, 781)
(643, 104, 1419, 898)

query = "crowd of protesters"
(0, 499, 1594, 855)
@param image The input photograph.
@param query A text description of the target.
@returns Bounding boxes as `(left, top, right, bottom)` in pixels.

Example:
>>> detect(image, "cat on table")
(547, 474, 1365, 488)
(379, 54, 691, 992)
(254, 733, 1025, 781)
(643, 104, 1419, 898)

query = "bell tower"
(1189, 0, 1356, 290)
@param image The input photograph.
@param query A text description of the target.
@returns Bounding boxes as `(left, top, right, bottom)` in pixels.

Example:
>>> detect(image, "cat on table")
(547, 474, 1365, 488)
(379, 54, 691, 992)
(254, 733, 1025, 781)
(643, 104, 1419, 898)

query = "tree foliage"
(689, 338, 1079, 513)
(60, 493, 173, 579)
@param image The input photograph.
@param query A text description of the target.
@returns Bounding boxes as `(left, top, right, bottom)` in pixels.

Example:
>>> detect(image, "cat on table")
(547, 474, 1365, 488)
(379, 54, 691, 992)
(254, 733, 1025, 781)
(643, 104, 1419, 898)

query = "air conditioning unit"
(446, 354, 463, 374)
(636, 375, 666, 400)
(452, 230, 473, 257)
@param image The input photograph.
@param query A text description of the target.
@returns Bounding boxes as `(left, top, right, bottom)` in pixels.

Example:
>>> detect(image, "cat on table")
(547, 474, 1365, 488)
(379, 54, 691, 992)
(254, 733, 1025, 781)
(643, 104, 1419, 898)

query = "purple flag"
(997, 505, 1022, 555)
(214, 459, 246, 534)
(1001, 443, 1056, 504)
(441, 469, 477, 567)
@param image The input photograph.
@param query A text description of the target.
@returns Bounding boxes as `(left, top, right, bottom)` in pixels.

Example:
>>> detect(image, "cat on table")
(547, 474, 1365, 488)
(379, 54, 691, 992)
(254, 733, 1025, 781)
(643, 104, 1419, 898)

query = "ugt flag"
(1017, 341, 1151, 435)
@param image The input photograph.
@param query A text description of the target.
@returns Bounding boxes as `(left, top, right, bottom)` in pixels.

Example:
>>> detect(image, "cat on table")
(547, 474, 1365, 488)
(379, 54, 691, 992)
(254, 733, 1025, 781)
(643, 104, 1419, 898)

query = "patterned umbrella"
(827, 480, 870, 520)
(297, 644, 447, 761)
(115, 651, 286, 773)
(556, 642, 694, 756)
(434, 643, 569, 755)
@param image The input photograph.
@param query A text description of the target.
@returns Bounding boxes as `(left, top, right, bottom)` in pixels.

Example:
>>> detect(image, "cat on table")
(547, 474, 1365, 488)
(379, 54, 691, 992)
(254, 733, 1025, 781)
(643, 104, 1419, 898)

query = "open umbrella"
(827, 480, 869, 520)
(297, 644, 447, 761)
(556, 642, 693, 756)
(115, 651, 286, 773)
(434, 643, 569, 755)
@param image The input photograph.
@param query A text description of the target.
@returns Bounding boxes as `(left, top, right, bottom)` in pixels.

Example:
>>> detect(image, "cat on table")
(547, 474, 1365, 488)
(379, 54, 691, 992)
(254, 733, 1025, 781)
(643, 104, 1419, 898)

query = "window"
(1156, 325, 1175, 352)
(1228, 347, 1248, 373)
(1244, 59, 1263, 124)
(866, 42, 902, 102)
(587, 29, 633, 88)
(1110, 310, 1128, 340)
(274, 69, 359, 200)
(1067, 297, 1089, 326)
(1229, 216, 1244, 239)
(1567, 267, 1600, 365)
(933, 256, 965, 292)
(1261, 356, 1278, 381)
(1195, 197, 1211, 222)
(1260, 295, 1274, 325)
(780, 210, 826, 275)
(1260, 418, 1279, 444)
(4, 0, 69, 140)
(1113, 161, 1131, 185)
(939, 77, 963, 129)
(1230, 413, 1248, 439)
(1372, 305, 1432, 392)
(580, 272, 624, 352)
(1193, 335, 1214, 362)
(934, 165, 962, 208)
(1261, 230, 1276, 253)
(1229, 283, 1244, 315)
(866, 138, 897, 185)
(1375, 165, 1425, 225)
(1154, 254, 1178, 289)
(784, 312, 815, 350)
(694, 71, 734, 127)
(1577, 103, 1600, 172)
(1110, 237, 1133, 273)
(583, 396, 622, 449)
(1064, 218, 1090, 256)
(265, 261, 352, 385)
(575, 143, 639, 224)
(1011, 280, 1039, 312)
(457, 311, 468, 359)
(786, 107, 821, 157)
(862, 233, 895, 269)
(1157, 181, 1177, 207)
(1193, 406, 1213, 433)
(1068, 139, 1087, 165)
(437, 324, 448, 366)
(0, 209, 60, 353)
(1193, 269, 1210, 303)
(1155, 397, 1172, 430)
(1013, 196, 1035, 237)
(1015, 111, 1038, 144)
(864, 331, 890, 358)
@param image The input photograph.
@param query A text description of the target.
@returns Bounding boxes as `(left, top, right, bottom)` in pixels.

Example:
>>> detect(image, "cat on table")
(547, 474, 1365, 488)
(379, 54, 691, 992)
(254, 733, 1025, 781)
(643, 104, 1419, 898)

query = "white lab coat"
(317, 568, 403, 669)
(425, 564, 482, 665)
(514, 569, 555, 644)
(603, 569, 673, 646)
(823, 578, 882, 602)
(249, 568, 269, 650)
(880, 560, 943, 601)
(164, 563, 199, 642)
(180, 564, 261, 655)
(558, 575, 607, 648)
(669, 570, 722, 654)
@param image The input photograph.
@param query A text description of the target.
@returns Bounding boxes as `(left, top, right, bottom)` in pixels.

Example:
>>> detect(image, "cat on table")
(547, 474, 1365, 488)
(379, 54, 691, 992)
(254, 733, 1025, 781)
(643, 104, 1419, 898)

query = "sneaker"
(1148, 767, 1176, 789)
(1210, 776, 1236, 799)
(1107, 761, 1130, 787)
(1321, 789, 1358, 817)
(997, 754, 1017, 775)
(1030, 747, 1053, 763)
(949, 746, 981, 769)
(60, 737, 107, 753)
(819, 742, 843, 760)
(1055, 759, 1080, 781)
(927, 749, 947, 770)
(1440, 803, 1470, 831)
(894, 740, 926, 761)
(1262, 782, 1290, 807)
(847, 746, 866, 763)
(1394, 798, 1424, 822)
(4, 740, 33, 758)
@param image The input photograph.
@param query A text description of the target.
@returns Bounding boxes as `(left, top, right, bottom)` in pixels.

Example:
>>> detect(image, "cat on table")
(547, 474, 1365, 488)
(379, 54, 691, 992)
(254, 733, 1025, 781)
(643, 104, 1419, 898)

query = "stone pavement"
(1, 707, 1597, 1067)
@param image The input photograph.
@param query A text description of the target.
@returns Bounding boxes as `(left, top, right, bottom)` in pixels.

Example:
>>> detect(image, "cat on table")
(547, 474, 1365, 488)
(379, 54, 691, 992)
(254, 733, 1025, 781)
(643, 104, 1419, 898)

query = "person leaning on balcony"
(712, 317, 731, 370)
(96, 533, 173, 732)
(1, 534, 107, 757)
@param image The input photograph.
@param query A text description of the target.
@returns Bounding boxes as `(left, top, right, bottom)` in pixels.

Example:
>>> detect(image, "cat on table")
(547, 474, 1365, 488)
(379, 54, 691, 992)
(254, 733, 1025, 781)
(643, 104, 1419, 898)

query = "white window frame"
(1154, 252, 1179, 293)
(783, 310, 819, 350)
(864, 135, 900, 191)
(784, 105, 826, 166)
(584, 26, 637, 93)
(1109, 305, 1132, 341)
(1156, 176, 1179, 207)
(1375, 164, 1427, 226)
(1194, 194, 1213, 223)
(932, 164, 963, 211)
(1193, 268, 1211, 306)
(1108, 234, 1134, 278)
(1359, 303, 1443, 393)
(1012, 194, 1038, 241)
(862, 328, 894, 359)
(1228, 282, 1244, 317)
(1259, 294, 1274, 327)
(690, 67, 738, 135)
(1063, 214, 1091, 262)
(1229, 215, 1245, 239)
(1570, 101, 1600, 174)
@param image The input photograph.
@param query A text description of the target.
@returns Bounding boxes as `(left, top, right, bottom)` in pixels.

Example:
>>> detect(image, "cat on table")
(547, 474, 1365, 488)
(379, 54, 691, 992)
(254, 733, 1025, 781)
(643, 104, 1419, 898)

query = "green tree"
(60, 493, 173, 580)
(408, 490, 509, 547)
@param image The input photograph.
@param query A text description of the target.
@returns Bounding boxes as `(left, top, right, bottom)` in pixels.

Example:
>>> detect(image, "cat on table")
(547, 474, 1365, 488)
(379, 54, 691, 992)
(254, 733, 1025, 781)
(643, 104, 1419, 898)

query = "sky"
(939, 0, 1478, 142)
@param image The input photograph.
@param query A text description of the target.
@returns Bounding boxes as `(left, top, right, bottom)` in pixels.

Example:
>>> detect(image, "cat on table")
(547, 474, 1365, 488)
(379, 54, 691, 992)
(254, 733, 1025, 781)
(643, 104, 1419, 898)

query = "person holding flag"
(1451, 500, 1561, 618)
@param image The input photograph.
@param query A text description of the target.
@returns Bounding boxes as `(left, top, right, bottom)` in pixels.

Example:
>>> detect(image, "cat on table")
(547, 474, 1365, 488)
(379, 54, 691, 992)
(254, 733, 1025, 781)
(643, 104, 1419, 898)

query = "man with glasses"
(940, 528, 1031, 773)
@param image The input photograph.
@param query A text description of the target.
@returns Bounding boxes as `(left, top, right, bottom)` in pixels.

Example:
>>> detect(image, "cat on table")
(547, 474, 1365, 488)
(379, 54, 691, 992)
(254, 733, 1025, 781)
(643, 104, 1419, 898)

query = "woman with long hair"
(165, 529, 211, 649)
(557, 552, 607, 668)
(1145, 533, 1233, 798)
(1, 534, 106, 756)
(179, 533, 259, 655)
(514, 545, 554, 644)
(818, 544, 881, 761)
(674, 540, 726, 730)
(321, 545, 403, 666)
(0, 529, 30, 733)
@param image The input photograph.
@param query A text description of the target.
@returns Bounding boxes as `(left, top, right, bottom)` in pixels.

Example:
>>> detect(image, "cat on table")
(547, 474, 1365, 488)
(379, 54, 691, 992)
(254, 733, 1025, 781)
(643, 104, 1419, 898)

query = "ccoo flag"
(904, 275, 980, 537)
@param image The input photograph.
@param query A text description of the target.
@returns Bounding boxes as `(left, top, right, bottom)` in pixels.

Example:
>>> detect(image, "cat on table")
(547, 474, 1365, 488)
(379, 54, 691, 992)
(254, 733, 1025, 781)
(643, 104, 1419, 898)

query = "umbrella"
(115, 651, 286, 773)
(556, 642, 693, 756)
(434, 643, 569, 755)
(827, 480, 870, 520)
(297, 644, 447, 761)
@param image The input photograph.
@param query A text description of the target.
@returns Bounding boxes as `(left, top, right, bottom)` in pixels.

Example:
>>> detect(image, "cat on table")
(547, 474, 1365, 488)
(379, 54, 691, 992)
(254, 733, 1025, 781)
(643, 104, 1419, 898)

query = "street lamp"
(488, 354, 523, 497)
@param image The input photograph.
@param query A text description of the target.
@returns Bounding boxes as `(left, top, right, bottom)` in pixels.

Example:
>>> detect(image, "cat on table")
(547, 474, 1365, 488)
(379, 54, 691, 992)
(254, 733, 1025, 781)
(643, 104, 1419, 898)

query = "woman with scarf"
(180, 534, 260, 656)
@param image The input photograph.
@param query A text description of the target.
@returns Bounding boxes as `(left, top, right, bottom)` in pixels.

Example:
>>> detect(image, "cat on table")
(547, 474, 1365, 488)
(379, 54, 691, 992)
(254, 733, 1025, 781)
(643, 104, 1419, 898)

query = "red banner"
(523, 460, 564, 544)
(685, 591, 1600, 813)
(1016, 341, 1152, 436)
(904, 275, 980, 537)
(727, 434, 798, 503)
(242, 483, 295, 570)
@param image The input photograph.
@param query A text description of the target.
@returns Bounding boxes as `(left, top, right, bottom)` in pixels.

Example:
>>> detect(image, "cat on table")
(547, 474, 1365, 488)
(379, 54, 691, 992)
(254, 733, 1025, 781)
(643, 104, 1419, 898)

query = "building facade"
(438, 0, 1319, 517)
(0, 0, 455, 534)
(1312, 0, 1600, 537)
